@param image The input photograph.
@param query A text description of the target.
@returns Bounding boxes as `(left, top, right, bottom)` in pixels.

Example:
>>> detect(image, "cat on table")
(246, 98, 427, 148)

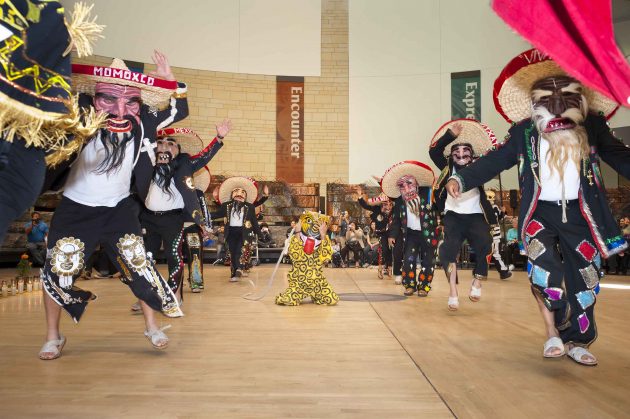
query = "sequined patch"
(544, 287, 563, 301)
(531, 265, 549, 288)
(578, 313, 590, 334)
(527, 238, 546, 261)
(576, 240, 597, 263)
(527, 261, 533, 278)
(579, 264, 599, 289)
(525, 219, 544, 237)
(576, 290, 596, 310)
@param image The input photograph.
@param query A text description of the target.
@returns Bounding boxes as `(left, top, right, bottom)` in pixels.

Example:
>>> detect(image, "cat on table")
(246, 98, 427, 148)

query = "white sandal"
(448, 296, 459, 311)
(567, 346, 598, 366)
(38, 335, 66, 360)
(543, 336, 565, 358)
(144, 325, 171, 349)
(469, 280, 481, 302)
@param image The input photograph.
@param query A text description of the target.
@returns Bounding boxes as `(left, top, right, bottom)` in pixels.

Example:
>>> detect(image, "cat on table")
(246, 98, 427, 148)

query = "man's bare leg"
(140, 300, 168, 347)
(533, 292, 563, 357)
(40, 292, 63, 359)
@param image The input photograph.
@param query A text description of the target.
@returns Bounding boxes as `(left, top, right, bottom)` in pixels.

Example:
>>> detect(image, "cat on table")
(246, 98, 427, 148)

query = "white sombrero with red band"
(430, 119, 499, 158)
(193, 166, 211, 192)
(157, 127, 205, 156)
(494, 48, 619, 124)
(218, 176, 258, 204)
(381, 161, 435, 198)
(72, 59, 177, 110)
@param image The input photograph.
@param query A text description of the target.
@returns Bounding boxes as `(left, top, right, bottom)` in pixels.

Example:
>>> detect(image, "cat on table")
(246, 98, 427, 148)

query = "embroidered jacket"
(429, 129, 495, 223)
(210, 201, 262, 243)
(137, 137, 223, 227)
(388, 186, 439, 245)
(452, 114, 630, 258)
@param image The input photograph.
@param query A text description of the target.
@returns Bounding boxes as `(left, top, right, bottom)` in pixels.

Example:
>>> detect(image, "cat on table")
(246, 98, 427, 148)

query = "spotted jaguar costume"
(275, 212, 339, 306)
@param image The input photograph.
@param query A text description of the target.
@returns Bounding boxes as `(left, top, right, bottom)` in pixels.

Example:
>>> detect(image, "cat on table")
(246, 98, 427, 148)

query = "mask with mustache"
(531, 76, 589, 180)
(153, 151, 179, 196)
(450, 143, 473, 169)
(95, 114, 139, 174)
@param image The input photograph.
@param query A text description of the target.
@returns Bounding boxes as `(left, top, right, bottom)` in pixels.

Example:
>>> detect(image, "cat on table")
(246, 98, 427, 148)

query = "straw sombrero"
(193, 166, 211, 192)
(494, 48, 619, 123)
(381, 161, 435, 199)
(72, 59, 177, 110)
(430, 119, 499, 158)
(157, 127, 204, 155)
(218, 176, 258, 204)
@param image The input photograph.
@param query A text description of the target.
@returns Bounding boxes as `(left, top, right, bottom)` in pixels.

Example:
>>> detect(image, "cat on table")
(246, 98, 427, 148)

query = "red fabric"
(72, 64, 178, 90)
(492, 0, 630, 107)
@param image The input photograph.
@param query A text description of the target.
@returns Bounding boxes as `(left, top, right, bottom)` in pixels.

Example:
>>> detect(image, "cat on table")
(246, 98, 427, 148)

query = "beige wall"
(62, 0, 322, 76)
(75, 0, 349, 186)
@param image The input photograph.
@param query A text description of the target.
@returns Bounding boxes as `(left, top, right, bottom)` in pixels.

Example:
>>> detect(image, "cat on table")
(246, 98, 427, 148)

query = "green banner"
(451, 71, 481, 120)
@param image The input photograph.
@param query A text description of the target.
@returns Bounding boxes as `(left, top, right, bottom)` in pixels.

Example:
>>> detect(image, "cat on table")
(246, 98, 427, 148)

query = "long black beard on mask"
(153, 152, 179, 196)
(231, 200, 246, 215)
(405, 196, 422, 217)
(95, 115, 140, 174)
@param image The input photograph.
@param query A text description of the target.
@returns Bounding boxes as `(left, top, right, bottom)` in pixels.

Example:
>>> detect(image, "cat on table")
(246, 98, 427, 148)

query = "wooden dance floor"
(1, 265, 629, 418)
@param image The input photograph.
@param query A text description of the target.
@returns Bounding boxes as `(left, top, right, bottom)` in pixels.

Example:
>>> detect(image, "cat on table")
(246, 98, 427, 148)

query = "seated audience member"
(258, 222, 275, 248)
(505, 217, 524, 270)
(24, 211, 48, 267)
(363, 221, 380, 267)
(213, 225, 226, 262)
(331, 238, 343, 268)
(341, 222, 366, 268)
(608, 217, 630, 275)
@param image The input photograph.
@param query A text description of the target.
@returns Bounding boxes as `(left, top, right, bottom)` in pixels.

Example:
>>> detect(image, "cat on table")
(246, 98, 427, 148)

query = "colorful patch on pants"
(579, 264, 599, 289)
(525, 219, 544, 238)
(577, 312, 590, 334)
(527, 238, 546, 261)
(576, 240, 597, 263)
(544, 287, 563, 301)
(576, 290, 596, 310)
(531, 265, 550, 288)
(593, 253, 601, 269)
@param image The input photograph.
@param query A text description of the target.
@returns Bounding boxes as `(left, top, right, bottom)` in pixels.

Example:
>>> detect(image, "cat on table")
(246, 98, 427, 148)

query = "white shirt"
(406, 205, 422, 231)
(445, 167, 482, 214)
(538, 138, 580, 201)
(63, 134, 134, 207)
(145, 182, 184, 211)
(229, 206, 244, 227)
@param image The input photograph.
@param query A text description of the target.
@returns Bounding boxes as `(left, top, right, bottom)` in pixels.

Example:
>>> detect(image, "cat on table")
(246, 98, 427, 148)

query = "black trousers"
(340, 241, 363, 264)
(0, 139, 45, 243)
(439, 212, 491, 277)
(379, 233, 392, 267)
(141, 210, 185, 292)
(182, 223, 204, 289)
(526, 201, 600, 347)
(42, 196, 181, 322)
(392, 233, 404, 276)
(226, 227, 244, 277)
(402, 229, 437, 292)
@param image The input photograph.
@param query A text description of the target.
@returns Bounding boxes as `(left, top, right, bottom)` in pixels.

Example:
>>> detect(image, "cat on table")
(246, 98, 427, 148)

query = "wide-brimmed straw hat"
(157, 127, 204, 155)
(381, 161, 435, 198)
(430, 119, 499, 158)
(494, 48, 619, 123)
(193, 166, 211, 192)
(218, 176, 258, 204)
(72, 58, 177, 110)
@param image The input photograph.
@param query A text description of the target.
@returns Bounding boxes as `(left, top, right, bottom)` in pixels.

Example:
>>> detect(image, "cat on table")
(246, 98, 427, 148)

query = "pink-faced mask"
(396, 175, 418, 202)
(94, 83, 142, 133)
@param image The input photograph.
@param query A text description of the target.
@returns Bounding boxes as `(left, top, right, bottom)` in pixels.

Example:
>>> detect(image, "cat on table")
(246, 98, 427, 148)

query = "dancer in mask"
(39, 51, 187, 360)
(445, 49, 628, 365)
(430, 119, 499, 310)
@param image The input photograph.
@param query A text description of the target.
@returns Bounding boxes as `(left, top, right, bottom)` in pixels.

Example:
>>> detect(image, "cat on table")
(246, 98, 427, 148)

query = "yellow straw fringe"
(0, 94, 105, 167)
(64, 2, 105, 58)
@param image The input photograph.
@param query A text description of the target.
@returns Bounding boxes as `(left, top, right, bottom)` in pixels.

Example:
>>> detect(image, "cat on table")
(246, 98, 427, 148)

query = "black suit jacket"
(210, 201, 261, 243)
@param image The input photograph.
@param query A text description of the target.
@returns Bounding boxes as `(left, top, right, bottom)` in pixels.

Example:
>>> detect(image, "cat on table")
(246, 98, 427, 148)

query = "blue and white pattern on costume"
(576, 290, 596, 310)
(531, 264, 550, 288)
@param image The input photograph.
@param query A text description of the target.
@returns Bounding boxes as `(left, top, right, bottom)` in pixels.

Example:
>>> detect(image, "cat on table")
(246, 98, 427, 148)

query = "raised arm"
(189, 119, 232, 171)
(589, 115, 630, 180)
(149, 51, 189, 129)
(358, 196, 377, 212)
(430, 125, 461, 170)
